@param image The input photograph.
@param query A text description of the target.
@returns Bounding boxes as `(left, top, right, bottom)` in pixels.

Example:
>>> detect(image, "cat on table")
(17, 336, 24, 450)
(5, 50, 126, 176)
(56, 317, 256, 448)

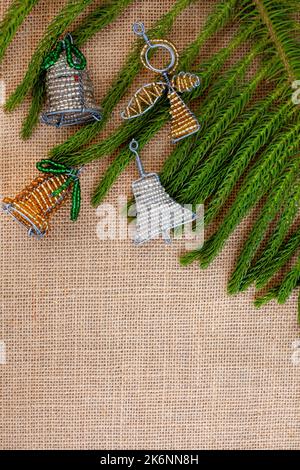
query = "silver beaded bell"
(40, 34, 102, 128)
(129, 139, 196, 244)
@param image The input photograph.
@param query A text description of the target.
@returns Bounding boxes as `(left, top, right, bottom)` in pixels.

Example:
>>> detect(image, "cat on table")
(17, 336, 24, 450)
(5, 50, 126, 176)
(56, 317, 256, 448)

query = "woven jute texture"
(1, 0, 300, 450)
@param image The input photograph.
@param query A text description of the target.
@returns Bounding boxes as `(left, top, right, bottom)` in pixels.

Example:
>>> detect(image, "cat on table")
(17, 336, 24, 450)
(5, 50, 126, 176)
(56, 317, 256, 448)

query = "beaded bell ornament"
(2, 160, 82, 239)
(129, 139, 196, 244)
(122, 23, 200, 143)
(40, 33, 102, 127)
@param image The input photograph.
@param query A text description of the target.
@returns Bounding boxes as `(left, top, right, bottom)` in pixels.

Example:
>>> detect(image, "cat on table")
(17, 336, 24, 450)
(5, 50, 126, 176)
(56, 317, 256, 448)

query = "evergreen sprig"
(53, 0, 244, 168)
(2, 0, 300, 317)
(72, 0, 133, 47)
(240, 179, 300, 291)
(228, 158, 300, 294)
(182, 118, 300, 269)
(164, 58, 270, 197)
(177, 83, 287, 205)
(255, 255, 300, 307)
(250, 226, 300, 291)
(4, 0, 94, 112)
(248, 0, 300, 82)
(203, 99, 295, 225)
(20, 74, 45, 139)
(159, 38, 265, 192)
(0, 0, 40, 65)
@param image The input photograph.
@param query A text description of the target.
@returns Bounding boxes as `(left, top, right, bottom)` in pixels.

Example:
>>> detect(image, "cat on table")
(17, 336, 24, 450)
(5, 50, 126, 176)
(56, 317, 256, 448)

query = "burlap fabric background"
(1, 0, 300, 450)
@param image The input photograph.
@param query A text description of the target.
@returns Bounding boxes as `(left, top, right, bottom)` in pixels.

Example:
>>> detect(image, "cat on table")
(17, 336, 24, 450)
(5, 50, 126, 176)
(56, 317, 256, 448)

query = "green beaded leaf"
(41, 35, 87, 71)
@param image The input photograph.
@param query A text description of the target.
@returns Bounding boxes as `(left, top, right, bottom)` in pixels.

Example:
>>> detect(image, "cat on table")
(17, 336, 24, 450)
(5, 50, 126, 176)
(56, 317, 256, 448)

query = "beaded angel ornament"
(40, 33, 102, 127)
(2, 160, 82, 239)
(129, 139, 196, 244)
(122, 23, 200, 143)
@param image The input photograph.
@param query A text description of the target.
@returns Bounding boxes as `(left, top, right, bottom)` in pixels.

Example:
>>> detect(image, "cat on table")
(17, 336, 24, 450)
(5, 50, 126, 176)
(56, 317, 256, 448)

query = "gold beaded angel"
(121, 22, 201, 143)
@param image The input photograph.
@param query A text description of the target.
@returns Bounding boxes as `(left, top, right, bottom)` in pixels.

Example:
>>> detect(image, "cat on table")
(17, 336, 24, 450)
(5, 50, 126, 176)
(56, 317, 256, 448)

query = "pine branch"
(228, 158, 300, 294)
(21, 74, 45, 139)
(298, 290, 300, 325)
(240, 178, 300, 291)
(164, 58, 270, 197)
(177, 83, 287, 205)
(4, 0, 94, 112)
(254, 287, 278, 308)
(251, 226, 300, 290)
(274, 257, 300, 303)
(50, 0, 202, 159)
(255, 255, 300, 307)
(55, 0, 246, 168)
(0, 0, 40, 65)
(159, 39, 266, 192)
(72, 0, 133, 46)
(193, 118, 300, 269)
(247, 0, 300, 82)
(21, 0, 135, 139)
(203, 99, 295, 225)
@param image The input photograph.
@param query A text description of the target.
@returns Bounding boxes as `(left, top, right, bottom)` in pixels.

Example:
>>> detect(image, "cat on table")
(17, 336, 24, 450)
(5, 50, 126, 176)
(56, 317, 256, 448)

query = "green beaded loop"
(41, 35, 87, 71)
(36, 159, 82, 221)
(64, 38, 87, 70)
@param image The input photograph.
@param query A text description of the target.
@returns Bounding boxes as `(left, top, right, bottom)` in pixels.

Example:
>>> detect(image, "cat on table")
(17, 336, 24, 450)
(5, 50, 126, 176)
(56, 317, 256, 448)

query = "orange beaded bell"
(2, 174, 70, 238)
(2, 160, 81, 239)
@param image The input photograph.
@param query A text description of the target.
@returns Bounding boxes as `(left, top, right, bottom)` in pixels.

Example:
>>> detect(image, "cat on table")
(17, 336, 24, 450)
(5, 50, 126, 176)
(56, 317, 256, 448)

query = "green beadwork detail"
(36, 159, 81, 221)
(41, 35, 86, 71)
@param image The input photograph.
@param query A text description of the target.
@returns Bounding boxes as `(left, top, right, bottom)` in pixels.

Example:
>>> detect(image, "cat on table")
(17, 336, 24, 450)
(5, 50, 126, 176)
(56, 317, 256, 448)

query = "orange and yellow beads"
(2, 173, 71, 238)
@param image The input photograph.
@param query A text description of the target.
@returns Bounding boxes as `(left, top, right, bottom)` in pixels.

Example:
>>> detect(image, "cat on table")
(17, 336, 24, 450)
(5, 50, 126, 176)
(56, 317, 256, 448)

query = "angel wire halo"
(132, 22, 179, 74)
(121, 22, 201, 143)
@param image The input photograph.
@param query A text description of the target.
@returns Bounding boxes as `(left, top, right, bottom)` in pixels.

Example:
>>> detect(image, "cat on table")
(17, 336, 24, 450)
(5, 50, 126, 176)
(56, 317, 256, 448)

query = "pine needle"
(255, 255, 300, 307)
(228, 157, 300, 294)
(196, 118, 300, 269)
(177, 83, 287, 205)
(240, 178, 300, 291)
(164, 58, 270, 197)
(0, 0, 40, 64)
(203, 98, 295, 225)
